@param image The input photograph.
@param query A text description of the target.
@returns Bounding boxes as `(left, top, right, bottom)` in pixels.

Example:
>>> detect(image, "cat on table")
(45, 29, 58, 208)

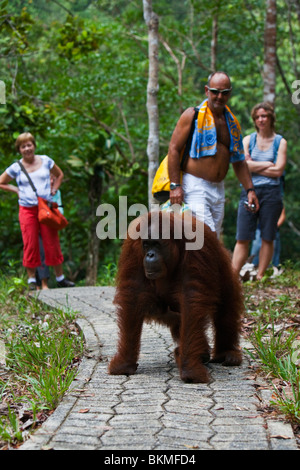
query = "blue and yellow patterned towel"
(190, 99, 245, 163)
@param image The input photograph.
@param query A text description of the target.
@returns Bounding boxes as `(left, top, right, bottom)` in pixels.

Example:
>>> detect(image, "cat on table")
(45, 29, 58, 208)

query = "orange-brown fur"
(108, 212, 243, 383)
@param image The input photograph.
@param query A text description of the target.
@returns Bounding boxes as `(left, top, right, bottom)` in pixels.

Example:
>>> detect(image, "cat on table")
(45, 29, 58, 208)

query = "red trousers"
(19, 205, 64, 268)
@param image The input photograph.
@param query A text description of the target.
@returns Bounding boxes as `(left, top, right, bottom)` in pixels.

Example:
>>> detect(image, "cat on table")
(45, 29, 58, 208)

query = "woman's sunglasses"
(207, 87, 232, 96)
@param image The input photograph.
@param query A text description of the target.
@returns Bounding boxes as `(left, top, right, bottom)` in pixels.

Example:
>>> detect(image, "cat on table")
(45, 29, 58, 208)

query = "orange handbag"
(37, 196, 68, 230)
(18, 161, 68, 231)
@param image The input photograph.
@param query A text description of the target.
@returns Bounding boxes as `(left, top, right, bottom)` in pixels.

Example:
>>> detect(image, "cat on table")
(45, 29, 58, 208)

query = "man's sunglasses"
(207, 87, 232, 96)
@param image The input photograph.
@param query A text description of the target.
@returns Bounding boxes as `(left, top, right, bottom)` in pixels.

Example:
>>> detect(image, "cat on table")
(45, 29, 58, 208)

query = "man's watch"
(170, 182, 181, 190)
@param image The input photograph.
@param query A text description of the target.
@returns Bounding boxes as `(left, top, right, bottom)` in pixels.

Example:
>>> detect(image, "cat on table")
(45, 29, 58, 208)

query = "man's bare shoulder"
(170, 107, 197, 149)
(176, 107, 197, 128)
(182, 106, 197, 118)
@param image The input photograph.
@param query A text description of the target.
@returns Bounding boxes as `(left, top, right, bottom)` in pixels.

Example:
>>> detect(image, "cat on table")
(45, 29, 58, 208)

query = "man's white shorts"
(182, 173, 225, 237)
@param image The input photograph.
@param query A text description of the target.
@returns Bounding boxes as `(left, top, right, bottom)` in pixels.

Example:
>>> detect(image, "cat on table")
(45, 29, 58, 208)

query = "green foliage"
(56, 14, 101, 60)
(0, 0, 34, 56)
(0, 270, 84, 447)
(0, 0, 300, 281)
(0, 406, 23, 444)
(248, 322, 298, 378)
(96, 262, 117, 286)
(244, 267, 300, 423)
(248, 321, 300, 423)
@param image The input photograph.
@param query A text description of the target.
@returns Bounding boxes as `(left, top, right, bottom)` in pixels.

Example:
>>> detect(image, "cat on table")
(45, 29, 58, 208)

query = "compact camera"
(243, 201, 256, 212)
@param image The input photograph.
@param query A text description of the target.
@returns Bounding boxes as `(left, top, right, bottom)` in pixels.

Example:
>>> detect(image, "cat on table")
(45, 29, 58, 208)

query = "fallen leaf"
(78, 408, 90, 413)
(21, 419, 34, 430)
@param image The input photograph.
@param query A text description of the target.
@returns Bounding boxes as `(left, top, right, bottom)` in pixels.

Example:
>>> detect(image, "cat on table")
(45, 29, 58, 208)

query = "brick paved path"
(20, 287, 298, 451)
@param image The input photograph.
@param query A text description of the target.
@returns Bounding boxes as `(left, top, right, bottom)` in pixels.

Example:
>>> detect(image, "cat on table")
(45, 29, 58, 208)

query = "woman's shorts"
(236, 185, 283, 241)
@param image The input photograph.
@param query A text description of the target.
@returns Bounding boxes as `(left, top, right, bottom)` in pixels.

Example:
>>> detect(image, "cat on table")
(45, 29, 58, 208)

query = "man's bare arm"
(168, 107, 195, 204)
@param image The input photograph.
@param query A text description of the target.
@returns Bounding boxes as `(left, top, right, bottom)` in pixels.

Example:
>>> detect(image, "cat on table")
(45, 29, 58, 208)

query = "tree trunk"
(143, 0, 159, 207)
(85, 170, 102, 285)
(263, 0, 277, 105)
(211, 14, 218, 72)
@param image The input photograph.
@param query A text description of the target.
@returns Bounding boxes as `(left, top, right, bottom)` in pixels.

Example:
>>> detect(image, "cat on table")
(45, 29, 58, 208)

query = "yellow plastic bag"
(151, 107, 199, 203)
(152, 155, 182, 203)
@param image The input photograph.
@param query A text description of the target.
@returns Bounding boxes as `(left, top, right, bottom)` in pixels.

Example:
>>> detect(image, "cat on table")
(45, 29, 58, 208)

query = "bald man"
(168, 71, 258, 237)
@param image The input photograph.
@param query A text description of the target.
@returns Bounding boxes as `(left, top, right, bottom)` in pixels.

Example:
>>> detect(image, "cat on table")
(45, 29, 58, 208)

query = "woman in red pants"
(0, 132, 74, 290)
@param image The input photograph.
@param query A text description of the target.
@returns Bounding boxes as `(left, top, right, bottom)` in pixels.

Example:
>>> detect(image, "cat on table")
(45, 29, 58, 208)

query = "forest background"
(0, 0, 299, 285)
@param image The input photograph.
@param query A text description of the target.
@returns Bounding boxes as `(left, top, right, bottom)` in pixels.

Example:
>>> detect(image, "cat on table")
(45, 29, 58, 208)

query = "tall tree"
(143, 0, 159, 206)
(264, 0, 277, 105)
(211, 1, 220, 74)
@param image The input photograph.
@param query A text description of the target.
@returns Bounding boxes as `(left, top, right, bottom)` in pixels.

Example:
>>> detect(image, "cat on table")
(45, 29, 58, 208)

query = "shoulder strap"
(17, 161, 37, 194)
(180, 107, 199, 170)
(273, 134, 282, 163)
(249, 132, 257, 155)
